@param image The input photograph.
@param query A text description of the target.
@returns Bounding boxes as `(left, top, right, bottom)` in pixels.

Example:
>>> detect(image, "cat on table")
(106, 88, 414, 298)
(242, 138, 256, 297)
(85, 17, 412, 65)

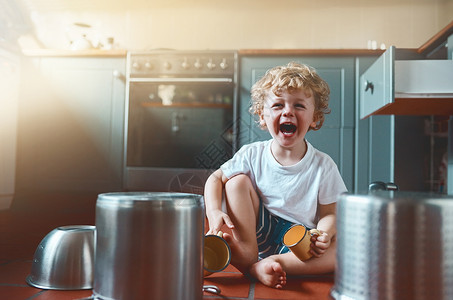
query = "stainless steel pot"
(331, 191, 453, 300)
(93, 192, 205, 300)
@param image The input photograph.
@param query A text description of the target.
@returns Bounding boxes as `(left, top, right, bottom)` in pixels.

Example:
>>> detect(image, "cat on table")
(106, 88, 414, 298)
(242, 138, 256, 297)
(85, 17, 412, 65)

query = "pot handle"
(368, 181, 399, 192)
(309, 229, 322, 236)
(203, 285, 221, 294)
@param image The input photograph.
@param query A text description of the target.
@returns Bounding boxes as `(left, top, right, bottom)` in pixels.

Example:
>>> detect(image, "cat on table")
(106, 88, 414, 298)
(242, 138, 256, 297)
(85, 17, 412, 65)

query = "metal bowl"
(26, 225, 95, 290)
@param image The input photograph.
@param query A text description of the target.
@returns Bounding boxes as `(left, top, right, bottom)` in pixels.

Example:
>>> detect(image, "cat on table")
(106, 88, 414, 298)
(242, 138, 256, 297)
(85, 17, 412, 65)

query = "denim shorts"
(256, 202, 302, 259)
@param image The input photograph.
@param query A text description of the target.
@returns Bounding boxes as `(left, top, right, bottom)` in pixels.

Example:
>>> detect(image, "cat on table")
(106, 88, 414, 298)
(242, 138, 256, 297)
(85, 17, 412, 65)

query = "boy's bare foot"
(222, 232, 257, 274)
(223, 232, 286, 288)
(250, 258, 287, 289)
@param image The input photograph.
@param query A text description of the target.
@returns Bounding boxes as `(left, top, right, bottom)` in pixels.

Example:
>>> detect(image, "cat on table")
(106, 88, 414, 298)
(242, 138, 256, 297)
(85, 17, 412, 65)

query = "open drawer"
(359, 46, 453, 119)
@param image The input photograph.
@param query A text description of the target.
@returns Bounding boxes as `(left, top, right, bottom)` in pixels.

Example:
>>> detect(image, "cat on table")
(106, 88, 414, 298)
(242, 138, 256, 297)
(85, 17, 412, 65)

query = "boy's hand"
(206, 209, 235, 235)
(309, 232, 332, 258)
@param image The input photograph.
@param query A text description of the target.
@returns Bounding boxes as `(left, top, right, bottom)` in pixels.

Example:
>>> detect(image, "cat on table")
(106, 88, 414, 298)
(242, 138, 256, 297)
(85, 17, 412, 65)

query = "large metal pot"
(331, 191, 453, 300)
(93, 192, 204, 300)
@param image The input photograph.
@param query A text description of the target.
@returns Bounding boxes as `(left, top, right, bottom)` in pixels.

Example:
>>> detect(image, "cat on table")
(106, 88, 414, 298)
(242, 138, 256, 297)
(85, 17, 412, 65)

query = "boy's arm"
(204, 169, 235, 234)
(310, 202, 336, 257)
(316, 202, 336, 237)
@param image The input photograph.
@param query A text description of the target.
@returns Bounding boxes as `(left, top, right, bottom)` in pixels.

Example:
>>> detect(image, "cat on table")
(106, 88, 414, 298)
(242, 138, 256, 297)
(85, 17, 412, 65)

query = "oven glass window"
(127, 82, 234, 169)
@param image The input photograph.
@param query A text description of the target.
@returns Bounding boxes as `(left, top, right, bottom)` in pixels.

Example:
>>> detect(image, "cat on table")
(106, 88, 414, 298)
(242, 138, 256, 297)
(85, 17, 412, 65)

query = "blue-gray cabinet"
(355, 56, 394, 193)
(356, 43, 452, 194)
(239, 56, 355, 191)
(17, 55, 126, 193)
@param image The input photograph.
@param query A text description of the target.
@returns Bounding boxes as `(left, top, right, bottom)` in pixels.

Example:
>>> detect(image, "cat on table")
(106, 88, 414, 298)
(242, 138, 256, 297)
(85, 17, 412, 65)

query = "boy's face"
(260, 88, 318, 149)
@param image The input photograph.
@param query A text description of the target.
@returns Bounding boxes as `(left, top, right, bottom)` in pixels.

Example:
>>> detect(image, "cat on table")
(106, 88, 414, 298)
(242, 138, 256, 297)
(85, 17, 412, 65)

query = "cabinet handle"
(364, 80, 374, 94)
(113, 70, 125, 82)
(171, 112, 182, 134)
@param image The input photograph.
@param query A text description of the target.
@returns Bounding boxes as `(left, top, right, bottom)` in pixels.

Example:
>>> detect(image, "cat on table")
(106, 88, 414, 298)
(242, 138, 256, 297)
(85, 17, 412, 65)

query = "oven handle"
(128, 77, 233, 83)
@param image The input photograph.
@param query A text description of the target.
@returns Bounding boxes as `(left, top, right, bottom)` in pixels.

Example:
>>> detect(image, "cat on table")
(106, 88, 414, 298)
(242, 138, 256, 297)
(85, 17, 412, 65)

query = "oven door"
(125, 78, 235, 192)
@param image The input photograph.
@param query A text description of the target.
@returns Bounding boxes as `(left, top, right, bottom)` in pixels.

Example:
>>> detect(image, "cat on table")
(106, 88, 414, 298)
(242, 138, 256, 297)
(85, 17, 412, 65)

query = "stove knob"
(163, 61, 172, 70)
(144, 61, 153, 70)
(181, 58, 190, 70)
(132, 61, 140, 70)
(219, 58, 228, 70)
(194, 59, 202, 69)
(206, 59, 216, 70)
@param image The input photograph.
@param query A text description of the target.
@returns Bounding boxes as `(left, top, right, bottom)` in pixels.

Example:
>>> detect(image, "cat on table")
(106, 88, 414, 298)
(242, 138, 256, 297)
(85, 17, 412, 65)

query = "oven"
(124, 50, 238, 193)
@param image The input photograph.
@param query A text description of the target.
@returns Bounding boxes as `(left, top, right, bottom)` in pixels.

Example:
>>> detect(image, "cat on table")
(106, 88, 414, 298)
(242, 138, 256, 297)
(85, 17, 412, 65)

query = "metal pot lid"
(97, 192, 204, 208)
(340, 190, 453, 205)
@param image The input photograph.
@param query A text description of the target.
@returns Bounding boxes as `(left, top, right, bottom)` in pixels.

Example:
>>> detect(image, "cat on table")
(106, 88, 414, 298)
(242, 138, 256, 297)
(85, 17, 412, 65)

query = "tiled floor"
(1, 192, 335, 299)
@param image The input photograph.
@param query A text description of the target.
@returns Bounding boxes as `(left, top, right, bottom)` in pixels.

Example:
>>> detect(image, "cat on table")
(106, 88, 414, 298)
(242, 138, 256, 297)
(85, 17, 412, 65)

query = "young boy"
(204, 62, 347, 289)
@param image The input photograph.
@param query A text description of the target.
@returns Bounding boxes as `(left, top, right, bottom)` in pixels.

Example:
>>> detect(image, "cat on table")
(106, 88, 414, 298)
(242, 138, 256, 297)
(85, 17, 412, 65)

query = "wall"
(18, 0, 453, 51)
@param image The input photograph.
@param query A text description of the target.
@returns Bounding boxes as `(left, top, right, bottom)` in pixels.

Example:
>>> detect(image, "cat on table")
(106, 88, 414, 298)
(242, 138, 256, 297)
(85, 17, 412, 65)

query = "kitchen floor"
(0, 192, 335, 300)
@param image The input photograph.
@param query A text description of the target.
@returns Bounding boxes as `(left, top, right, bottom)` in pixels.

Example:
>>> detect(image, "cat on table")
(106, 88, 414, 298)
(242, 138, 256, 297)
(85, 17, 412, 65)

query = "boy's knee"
(225, 174, 260, 216)
(225, 174, 252, 192)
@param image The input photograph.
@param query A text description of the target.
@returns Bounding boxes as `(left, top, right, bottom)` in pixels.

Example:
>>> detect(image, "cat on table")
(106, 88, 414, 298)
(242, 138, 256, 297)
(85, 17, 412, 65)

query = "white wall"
(0, 49, 20, 209)
(18, 0, 453, 50)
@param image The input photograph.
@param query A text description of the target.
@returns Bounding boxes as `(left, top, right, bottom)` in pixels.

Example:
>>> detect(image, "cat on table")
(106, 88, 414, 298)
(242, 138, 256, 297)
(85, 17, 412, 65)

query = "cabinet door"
(355, 56, 395, 193)
(17, 57, 125, 192)
(359, 47, 394, 119)
(239, 56, 355, 191)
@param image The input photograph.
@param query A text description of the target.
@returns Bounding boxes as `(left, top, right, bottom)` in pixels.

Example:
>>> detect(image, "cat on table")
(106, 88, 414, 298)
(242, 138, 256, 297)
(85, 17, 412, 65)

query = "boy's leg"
(223, 174, 287, 289)
(223, 174, 260, 272)
(252, 238, 336, 276)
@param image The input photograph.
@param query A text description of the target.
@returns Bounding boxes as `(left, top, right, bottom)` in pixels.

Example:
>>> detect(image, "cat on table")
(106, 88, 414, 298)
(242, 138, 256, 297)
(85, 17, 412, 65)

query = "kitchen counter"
(21, 20, 452, 59)
(22, 48, 385, 57)
(417, 20, 453, 56)
(21, 48, 127, 57)
(238, 48, 386, 56)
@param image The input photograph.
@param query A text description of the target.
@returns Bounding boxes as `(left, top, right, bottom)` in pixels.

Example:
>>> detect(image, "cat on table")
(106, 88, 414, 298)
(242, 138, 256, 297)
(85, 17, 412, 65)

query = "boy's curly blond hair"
(250, 62, 331, 131)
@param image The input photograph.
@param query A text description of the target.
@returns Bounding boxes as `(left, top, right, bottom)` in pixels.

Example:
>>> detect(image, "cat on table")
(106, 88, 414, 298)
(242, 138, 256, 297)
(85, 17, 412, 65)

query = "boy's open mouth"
(280, 122, 297, 135)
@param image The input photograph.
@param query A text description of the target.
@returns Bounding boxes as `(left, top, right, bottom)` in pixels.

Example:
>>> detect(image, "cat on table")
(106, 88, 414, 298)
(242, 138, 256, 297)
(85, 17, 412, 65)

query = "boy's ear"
(310, 112, 321, 129)
(309, 121, 318, 130)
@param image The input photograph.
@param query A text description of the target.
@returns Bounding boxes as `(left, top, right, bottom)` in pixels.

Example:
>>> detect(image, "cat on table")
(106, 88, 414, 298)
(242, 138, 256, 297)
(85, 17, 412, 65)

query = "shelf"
(140, 102, 232, 109)
(372, 98, 453, 116)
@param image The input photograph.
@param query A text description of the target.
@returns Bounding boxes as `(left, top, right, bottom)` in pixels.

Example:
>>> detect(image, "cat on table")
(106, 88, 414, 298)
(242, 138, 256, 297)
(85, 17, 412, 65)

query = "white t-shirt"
(221, 139, 347, 228)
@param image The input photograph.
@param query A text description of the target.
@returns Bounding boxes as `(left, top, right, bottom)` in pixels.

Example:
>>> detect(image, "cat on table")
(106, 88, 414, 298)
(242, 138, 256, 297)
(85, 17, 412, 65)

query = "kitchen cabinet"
(239, 56, 355, 191)
(16, 54, 126, 193)
(356, 108, 448, 193)
(356, 33, 453, 193)
(354, 56, 432, 193)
